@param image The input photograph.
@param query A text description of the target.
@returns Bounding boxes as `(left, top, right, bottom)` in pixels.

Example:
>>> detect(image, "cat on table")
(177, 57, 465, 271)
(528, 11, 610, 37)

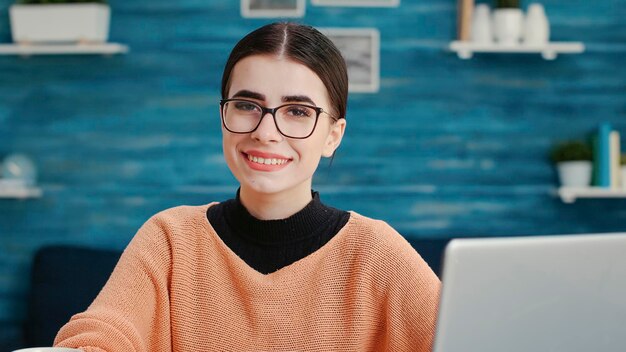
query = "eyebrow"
(232, 90, 265, 101)
(231, 90, 317, 106)
(283, 95, 316, 106)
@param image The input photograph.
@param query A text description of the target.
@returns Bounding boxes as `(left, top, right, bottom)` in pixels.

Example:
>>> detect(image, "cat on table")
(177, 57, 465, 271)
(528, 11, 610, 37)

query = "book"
(597, 122, 612, 188)
(591, 134, 599, 186)
(458, 0, 475, 41)
(610, 131, 621, 189)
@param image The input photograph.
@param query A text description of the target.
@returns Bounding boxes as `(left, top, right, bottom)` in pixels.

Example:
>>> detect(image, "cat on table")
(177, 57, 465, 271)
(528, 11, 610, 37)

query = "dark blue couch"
(15, 238, 449, 349)
(20, 245, 122, 349)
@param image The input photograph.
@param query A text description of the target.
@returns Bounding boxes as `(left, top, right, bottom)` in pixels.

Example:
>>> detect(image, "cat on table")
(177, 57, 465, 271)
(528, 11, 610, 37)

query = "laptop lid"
(433, 233, 626, 352)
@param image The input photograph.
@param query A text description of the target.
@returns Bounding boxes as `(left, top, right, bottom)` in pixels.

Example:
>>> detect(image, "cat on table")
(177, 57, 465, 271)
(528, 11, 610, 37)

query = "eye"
(284, 105, 314, 118)
(233, 101, 260, 113)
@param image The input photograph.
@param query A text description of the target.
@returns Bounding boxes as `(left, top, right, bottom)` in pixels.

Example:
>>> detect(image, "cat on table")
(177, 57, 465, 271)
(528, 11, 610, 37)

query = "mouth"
(241, 151, 292, 171)
(245, 153, 290, 165)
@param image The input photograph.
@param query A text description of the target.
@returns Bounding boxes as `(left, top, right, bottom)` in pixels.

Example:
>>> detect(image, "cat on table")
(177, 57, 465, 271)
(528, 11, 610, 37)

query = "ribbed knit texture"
(54, 204, 441, 351)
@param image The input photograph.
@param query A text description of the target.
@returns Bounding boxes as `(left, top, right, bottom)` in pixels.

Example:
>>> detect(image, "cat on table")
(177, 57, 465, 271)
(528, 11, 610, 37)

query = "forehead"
(228, 55, 330, 105)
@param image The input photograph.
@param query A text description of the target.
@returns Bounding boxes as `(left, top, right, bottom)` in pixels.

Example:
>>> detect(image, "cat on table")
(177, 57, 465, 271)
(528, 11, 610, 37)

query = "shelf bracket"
(456, 49, 473, 59)
(541, 50, 557, 60)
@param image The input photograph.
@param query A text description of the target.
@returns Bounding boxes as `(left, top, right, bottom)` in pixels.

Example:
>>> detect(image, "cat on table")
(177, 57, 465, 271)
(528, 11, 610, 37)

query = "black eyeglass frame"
(219, 98, 339, 139)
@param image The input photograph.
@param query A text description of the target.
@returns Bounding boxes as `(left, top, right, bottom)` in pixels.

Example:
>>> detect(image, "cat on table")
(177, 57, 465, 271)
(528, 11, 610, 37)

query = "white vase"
(471, 4, 493, 44)
(9, 4, 110, 44)
(523, 3, 550, 46)
(493, 8, 524, 47)
(557, 161, 592, 187)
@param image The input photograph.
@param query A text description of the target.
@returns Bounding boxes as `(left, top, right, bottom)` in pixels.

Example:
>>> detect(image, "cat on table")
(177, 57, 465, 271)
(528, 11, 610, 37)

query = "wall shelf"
(0, 43, 129, 56)
(555, 187, 626, 203)
(0, 186, 42, 199)
(449, 41, 585, 60)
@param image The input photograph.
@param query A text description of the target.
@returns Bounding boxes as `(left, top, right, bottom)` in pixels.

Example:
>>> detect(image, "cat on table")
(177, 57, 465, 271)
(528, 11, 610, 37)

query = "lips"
(247, 154, 289, 165)
(242, 150, 292, 171)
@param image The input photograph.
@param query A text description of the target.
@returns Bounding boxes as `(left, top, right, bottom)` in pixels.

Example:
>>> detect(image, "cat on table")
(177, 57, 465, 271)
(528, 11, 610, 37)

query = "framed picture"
(320, 28, 380, 93)
(312, 0, 399, 7)
(241, 0, 305, 18)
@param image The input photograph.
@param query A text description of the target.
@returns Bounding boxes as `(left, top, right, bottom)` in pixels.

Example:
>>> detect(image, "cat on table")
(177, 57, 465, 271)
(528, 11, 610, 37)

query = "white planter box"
(9, 4, 110, 44)
(557, 161, 592, 187)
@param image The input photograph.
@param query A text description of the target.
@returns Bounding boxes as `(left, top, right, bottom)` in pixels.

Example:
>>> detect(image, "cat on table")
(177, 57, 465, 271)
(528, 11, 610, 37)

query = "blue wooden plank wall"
(0, 0, 625, 347)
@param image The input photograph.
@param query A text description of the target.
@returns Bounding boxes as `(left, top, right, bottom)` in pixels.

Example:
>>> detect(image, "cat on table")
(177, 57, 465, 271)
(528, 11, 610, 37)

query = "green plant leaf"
(549, 140, 593, 163)
(495, 0, 520, 8)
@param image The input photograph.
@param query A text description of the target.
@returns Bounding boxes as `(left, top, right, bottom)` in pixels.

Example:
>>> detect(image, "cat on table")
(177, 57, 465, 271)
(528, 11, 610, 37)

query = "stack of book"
(592, 122, 622, 189)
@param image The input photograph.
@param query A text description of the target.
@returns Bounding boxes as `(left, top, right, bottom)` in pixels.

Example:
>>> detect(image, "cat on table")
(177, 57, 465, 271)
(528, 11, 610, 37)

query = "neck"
(239, 186, 313, 220)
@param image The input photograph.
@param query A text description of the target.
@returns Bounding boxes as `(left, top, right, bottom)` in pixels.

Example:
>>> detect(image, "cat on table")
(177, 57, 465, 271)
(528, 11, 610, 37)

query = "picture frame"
(240, 0, 305, 18)
(319, 28, 380, 93)
(311, 0, 399, 7)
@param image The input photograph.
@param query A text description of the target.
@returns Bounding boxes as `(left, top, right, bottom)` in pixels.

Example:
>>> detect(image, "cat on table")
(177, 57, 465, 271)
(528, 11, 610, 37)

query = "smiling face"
(221, 54, 346, 208)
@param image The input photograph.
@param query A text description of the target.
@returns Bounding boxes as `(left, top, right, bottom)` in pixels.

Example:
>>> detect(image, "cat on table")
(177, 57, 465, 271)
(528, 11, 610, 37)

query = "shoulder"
(128, 203, 217, 248)
(345, 211, 417, 259)
(343, 211, 440, 285)
(143, 203, 217, 229)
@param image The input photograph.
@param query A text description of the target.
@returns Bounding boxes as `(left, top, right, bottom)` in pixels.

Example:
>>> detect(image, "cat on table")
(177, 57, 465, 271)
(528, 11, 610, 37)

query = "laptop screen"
(433, 233, 626, 352)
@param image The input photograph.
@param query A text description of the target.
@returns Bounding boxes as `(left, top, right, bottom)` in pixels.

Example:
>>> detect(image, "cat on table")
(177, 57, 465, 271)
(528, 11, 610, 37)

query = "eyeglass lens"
(222, 100, 318, 138)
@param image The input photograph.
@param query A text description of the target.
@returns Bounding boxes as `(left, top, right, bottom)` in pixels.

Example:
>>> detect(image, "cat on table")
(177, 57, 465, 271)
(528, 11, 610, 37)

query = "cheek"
(222, 133, 241, 160)
(222, 129, 238, 148)
(310, 126, 333, 153)
(294, 135, 328, 161)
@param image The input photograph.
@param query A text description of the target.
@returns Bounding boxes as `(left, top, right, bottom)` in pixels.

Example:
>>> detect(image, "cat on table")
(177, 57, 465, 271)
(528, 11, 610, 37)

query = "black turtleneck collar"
(206, 189, 350, 274)
(225, 190, 335, 246)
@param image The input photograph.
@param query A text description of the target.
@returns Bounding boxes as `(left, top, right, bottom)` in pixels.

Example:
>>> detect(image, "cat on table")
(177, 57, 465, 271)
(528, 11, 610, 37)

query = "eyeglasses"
(220, 98, 338, 139)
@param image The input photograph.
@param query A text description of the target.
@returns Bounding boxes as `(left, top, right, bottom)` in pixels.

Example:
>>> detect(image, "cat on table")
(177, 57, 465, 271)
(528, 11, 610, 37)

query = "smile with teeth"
(247, 154, 290, 165)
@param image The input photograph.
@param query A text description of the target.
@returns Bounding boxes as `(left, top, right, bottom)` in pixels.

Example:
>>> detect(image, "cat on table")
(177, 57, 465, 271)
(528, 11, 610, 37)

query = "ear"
(322, 119, 346, 158)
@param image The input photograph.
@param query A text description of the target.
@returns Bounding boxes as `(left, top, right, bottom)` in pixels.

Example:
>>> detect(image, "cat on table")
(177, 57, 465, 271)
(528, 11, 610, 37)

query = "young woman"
(54, 22, 440, 351)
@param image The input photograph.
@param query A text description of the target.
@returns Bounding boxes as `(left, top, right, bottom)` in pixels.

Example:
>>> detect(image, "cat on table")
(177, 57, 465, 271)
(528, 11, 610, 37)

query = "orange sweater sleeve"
(378, 223, 442, 352)
(54, 215, 173, 352)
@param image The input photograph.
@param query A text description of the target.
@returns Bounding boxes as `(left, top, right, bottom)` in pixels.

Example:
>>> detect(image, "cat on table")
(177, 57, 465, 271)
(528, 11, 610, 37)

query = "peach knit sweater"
(54, 204, 440, 351)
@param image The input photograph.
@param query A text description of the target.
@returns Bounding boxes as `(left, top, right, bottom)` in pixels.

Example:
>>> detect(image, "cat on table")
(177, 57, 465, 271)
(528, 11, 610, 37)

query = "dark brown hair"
(221, 22, 348, 120)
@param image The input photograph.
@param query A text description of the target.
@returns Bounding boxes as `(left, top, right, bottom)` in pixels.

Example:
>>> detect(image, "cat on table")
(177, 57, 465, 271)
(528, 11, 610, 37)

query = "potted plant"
(9, 0, 110, 44)
(550, 140, 593, 187)
(493, 0, 523, 46)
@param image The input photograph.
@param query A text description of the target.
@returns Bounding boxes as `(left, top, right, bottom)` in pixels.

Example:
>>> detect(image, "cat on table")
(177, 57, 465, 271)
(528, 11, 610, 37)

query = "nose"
(250, 112, 283, 143)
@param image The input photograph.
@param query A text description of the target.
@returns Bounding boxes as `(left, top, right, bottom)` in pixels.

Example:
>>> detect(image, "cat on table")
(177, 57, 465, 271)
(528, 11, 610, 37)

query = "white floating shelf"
(0, 186, 43, 199)
(555, 187, 626, 203)
(449, 41, 585, 60)
(0, 43, 129, 56)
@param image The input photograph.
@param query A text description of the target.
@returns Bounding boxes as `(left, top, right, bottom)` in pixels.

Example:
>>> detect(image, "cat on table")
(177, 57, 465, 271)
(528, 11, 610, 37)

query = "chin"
(239, 173, 313, 197)
(240, 178, 291, 195)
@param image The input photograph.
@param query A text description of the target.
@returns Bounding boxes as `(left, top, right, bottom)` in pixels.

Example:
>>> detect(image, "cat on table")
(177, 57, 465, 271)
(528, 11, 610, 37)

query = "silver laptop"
(433, 233, 626, 352)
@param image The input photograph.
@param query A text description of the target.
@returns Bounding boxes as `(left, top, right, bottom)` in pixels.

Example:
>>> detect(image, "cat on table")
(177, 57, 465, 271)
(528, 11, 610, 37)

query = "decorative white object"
(523, 3, 549, 45)
(471, 4, 493, 44)
(0, 153, 42, 199)
(2, 153, 37, 186)
(493, 8, 524, 46)
(9, 4, 110, 44)
(556, 161, 592, 187)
